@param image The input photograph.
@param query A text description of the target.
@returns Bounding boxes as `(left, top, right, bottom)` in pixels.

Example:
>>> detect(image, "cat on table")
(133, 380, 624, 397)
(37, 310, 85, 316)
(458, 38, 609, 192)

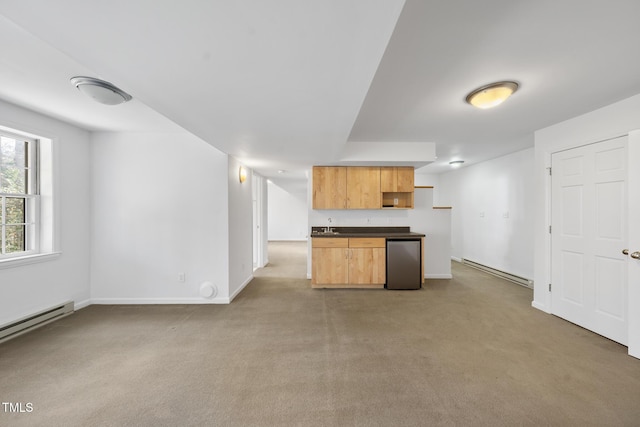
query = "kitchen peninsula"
(311, 226, 425, 289)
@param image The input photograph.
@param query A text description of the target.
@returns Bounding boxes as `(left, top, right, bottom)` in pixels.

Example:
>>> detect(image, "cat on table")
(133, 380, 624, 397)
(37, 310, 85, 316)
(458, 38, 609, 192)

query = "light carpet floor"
(1, 241, 639, 426)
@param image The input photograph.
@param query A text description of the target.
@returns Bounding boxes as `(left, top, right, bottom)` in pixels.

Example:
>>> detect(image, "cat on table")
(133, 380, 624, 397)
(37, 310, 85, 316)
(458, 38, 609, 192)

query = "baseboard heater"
(461, 259, 533, 289)
(0, 301, 74, 343)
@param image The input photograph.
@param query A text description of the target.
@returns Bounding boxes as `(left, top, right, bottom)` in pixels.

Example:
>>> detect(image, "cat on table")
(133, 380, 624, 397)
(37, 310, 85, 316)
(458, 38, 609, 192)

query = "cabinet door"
(380, 167, 397, 192)
(381, 167, 414, 192)
(312, 248, 349, 285)
(312, 167, 347, 209)
(347, 167, 380, 209)
(349, 248, 386, 285)
(396, 167, 414, 192)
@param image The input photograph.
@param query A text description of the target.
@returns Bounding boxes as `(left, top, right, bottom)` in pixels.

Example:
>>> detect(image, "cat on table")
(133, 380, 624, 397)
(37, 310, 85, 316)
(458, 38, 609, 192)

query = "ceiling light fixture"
(70, 76, 132, 105)
(465, 81, 518, 109)
(449, 160, 465, 167)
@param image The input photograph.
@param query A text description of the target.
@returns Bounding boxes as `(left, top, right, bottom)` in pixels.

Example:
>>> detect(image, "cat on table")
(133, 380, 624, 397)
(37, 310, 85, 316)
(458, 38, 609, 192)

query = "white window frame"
(0, 125, 58, 268)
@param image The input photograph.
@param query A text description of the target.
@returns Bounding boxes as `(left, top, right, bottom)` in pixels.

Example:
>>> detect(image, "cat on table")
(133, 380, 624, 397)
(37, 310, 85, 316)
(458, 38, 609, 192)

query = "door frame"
(549, 136, 628, 345)
(539, 132, 639, 358)
(627, 131, 640, 358)
(252, 172, 268, 270)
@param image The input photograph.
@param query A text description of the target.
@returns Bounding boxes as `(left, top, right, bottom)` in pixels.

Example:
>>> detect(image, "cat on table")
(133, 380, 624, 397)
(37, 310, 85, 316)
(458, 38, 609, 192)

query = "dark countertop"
(311, 226, 424, 239)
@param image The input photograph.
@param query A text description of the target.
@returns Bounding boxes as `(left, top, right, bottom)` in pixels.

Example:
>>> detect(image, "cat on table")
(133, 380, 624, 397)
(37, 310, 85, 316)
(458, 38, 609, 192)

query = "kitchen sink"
(313, 231, 340, 236)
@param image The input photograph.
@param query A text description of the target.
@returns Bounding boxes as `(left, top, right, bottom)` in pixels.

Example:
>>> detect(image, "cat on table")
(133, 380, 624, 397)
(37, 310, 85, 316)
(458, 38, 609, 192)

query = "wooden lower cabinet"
(312, 247, 349, 285)
(349, 248, 386, 285)
(312, 237, 386, 288)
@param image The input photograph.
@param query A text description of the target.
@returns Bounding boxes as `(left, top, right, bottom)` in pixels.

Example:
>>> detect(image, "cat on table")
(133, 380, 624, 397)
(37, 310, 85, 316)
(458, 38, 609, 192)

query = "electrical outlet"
(178, 273, 185, 283)
(480, 211, 485, 217)
(503, 211, 509, 219)
(394, 198, 399, 205)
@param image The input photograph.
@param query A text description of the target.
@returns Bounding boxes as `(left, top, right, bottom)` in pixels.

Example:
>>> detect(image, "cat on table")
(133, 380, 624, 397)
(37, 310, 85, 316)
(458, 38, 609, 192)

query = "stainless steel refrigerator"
(386, 239, 422, 290)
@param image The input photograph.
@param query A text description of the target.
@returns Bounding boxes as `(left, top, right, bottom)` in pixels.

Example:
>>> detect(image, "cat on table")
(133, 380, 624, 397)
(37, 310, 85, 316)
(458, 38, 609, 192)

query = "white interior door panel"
(551, 136, 628, 345)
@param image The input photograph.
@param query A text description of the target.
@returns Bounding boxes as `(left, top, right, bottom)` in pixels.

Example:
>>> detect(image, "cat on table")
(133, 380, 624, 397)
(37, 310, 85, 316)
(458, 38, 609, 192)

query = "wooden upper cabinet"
(312, 167, 347, 209)
(314, 166, 411, 210)
(396, 167, 414, 192)
(380, 167, 396, 192)
(346, 167, 380, 209)
(380, 166, 415, 209)
(381, 167, 414, 192)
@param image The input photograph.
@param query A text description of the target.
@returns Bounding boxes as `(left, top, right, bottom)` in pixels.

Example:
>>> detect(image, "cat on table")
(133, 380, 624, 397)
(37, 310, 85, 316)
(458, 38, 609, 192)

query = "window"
(0, 132, 38, 259)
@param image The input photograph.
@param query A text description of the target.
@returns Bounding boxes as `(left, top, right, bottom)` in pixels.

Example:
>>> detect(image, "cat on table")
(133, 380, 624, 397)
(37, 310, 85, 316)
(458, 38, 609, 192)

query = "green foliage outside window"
(1, 137, 29, 254)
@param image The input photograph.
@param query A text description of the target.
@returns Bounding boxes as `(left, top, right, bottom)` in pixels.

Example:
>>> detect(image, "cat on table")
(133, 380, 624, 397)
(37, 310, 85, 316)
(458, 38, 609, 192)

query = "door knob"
(623, 249, 629, 255)
(631, 251, 640, 260)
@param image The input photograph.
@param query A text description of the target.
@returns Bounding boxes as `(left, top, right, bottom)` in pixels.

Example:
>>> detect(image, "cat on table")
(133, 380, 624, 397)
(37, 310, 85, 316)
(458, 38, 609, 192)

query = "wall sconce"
(239, 166, 247, 183)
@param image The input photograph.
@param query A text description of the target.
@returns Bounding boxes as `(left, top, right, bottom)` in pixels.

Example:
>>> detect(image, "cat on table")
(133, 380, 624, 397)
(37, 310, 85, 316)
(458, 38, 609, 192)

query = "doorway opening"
(254, 241, 308, 279)
(254, 177, 309, 279)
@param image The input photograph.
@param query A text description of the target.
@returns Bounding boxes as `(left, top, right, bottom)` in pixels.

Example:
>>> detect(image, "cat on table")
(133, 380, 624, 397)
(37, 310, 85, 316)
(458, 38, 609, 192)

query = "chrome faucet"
(325, 218, 333, 233)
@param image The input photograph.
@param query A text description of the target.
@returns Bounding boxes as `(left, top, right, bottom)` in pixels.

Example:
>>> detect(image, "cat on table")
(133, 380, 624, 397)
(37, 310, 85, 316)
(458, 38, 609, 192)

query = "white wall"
(439, 148, 535, 280)
(268, 181, 308, 241)
(406, 188, 452, 279)
(0, 100, 91, 325)
(438, 170, 463, 263)
(227, 157, 254, 300)
(414, 172, 440, 204)
(307, 174, 452, 279)
(533, 93, 640, 312)
(90, 131, 232, 303)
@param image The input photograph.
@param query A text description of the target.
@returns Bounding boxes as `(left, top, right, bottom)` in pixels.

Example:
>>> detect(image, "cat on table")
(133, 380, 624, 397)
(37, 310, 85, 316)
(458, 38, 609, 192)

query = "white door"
(551, 136, 628, 344)
(627, 131, 640, 358)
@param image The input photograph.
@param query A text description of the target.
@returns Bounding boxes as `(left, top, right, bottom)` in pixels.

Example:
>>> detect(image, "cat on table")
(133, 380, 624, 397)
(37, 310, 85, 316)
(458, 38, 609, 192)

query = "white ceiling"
(350, 0, 640, 173)
(1, 0, 640, 187)
(0, 14, 183, 133)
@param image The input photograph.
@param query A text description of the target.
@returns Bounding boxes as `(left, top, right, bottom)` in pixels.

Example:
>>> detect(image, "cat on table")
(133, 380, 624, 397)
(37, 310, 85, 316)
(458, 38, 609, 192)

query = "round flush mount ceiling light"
(70, 76, 132, 105)
(449, 160, 465, 167)
(465, 81, 519, 109)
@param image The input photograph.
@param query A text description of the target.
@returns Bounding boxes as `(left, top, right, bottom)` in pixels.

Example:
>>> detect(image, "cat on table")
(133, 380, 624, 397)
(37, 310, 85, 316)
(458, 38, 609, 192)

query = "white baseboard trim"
(229, 275, 254, 302)
(451, 256, 462, 263)
(531, 301, 550, 313)
(425, 274, 453, 279)
(85, 277, 255, 307)
(90, 297, 231, 305)
(74, 299, 91, 311)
